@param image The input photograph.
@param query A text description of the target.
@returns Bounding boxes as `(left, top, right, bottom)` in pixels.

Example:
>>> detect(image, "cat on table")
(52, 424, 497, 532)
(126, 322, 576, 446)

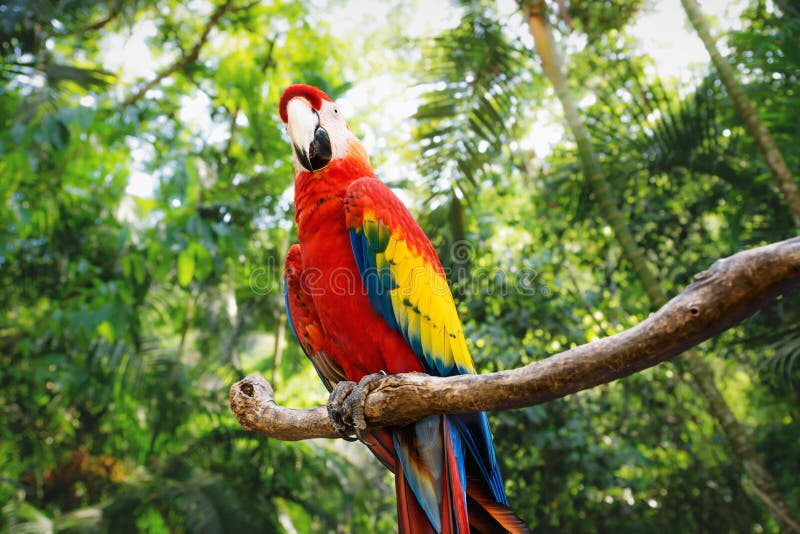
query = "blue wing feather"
(283, 278, 300, 343)
(350, 229, 368, 275)
(452, 413, 508, 505)
(350, 227, 399, 330)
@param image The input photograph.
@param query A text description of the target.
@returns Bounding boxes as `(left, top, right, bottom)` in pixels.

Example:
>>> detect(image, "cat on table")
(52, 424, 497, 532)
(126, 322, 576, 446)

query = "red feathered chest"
(293, 161, 425, 380)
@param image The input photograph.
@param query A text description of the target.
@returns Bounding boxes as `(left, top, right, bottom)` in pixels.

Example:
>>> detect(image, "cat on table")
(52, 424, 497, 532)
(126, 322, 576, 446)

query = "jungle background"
(2, 0, 799, 531)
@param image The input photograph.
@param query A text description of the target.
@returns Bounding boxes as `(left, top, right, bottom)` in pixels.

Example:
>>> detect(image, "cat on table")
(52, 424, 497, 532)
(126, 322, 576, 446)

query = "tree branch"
(64, 8, 119, 36)
(230, 237, 800, 440)
(121, 0, 233, 108)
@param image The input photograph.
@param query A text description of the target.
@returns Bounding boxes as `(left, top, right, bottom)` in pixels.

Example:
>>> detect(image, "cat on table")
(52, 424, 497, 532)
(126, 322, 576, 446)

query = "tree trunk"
(449, 193, 470, 282)
(680, 0, 800, 228)
(521, 1, 799, 530)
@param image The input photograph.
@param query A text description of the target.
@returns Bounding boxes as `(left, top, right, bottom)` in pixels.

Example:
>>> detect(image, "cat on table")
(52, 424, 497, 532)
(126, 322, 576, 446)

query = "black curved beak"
(295, 127, 332, 172)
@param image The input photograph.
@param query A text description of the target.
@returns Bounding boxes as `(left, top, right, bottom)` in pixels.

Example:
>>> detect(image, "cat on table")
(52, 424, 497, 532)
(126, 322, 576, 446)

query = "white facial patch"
(315, 100, 354, 162)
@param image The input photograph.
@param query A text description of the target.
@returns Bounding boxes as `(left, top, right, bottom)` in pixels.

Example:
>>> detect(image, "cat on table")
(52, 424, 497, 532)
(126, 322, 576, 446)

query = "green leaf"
(11, 122, 26, 144)
(191, 242, 213, 281)
(43, 115, 70, 150)
(97, 320, 116, 343)
(177, 248, 195, 287)
(74, 105, 95, 130)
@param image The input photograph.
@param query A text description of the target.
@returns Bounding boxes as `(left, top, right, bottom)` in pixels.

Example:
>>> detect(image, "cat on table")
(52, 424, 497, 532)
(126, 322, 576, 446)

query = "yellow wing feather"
(354, 206, 476, 376)
(384, 231, 475, 375)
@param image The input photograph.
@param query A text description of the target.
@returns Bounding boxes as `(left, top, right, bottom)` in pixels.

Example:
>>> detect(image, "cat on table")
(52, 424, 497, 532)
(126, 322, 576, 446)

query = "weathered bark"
(680, 0, 800, 228)
(231, 236, 800, 435)
(521, 1, 799, 529)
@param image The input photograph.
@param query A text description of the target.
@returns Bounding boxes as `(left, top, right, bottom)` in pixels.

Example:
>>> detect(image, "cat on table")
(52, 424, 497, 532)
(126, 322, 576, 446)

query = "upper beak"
(286, 98, 332, 172)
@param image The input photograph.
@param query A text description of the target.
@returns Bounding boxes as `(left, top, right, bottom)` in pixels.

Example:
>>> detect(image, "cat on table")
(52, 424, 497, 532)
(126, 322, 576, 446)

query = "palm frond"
(1, 499, 53, 534)
(412, 8, 533, 202)
(761, 327, 800, 390)
(584, 62, 731, 181)
(43, 63, 115, 89)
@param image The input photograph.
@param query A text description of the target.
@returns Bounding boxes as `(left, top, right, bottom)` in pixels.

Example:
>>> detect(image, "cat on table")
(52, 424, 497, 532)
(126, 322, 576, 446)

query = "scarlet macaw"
(280, 84, 528, 533)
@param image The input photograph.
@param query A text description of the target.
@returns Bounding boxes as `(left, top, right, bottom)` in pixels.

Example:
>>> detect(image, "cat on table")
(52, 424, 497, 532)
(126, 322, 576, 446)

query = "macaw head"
(279, 84, 361, 174)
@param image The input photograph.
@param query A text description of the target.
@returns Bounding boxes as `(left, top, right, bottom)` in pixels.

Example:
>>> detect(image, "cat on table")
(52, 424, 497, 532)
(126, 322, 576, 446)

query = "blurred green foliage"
(1, 0, 798, 532)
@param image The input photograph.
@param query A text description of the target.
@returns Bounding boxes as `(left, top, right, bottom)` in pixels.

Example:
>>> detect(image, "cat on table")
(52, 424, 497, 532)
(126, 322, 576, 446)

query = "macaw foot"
(346, 371, 387, 443)
(326, 371, 387, 443)
(328, 380, 358, 442)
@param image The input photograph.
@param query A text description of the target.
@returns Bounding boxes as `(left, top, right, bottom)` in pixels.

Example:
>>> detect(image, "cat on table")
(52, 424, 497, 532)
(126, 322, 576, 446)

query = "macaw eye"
(333, 108, 338, 114)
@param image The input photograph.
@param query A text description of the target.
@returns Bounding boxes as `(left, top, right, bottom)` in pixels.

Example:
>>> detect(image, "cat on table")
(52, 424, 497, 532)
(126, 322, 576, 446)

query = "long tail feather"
(397, 455, 437, 534)
(442, 420, 470, 533)
(467, 475, 531, 534)
(393, 416, 473, 533)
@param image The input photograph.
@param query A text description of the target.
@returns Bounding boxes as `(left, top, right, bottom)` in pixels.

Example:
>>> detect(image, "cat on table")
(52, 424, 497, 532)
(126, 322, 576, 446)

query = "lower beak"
(295, 127, 332, 172)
